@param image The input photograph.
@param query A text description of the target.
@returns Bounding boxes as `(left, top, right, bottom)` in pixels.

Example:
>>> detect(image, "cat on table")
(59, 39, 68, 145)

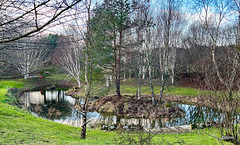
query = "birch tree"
(132, 0, 150, 99)
(53, 36, 83, 87)
(194, 0, 240, 143)
(141, 0, 156, 106)
(6, 37, 48, 79)
(65, 0, 94, 139)
(156, 0, 183, 102)
(194, 0, 234, 89)
(78, 0, 93, 139)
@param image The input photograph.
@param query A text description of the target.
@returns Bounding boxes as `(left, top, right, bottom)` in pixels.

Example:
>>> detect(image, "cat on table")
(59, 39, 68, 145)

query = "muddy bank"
(64, 87, 82, 98)
(162, 95, 217, 109)
(88, 95, 185, 119)
(27, 78, 76, 91)
(162, 95, 238, 113)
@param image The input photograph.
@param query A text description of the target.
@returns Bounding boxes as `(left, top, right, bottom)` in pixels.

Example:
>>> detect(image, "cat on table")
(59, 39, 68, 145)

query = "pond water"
(19, 90, 221, 130)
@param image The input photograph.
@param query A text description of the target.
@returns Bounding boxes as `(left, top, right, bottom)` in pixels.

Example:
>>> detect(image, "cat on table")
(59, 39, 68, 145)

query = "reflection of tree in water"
(93, 114, 180, 130)
(92, 104, 222, 130)
(187, 105, 220, 124)
(28, 90, 76, 121)
(33, 104, 43, 113)
(22, 91, 223, 130)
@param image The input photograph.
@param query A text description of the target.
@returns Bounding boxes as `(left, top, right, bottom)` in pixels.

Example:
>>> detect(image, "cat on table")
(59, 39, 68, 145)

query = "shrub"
(165, 102, 171, 107)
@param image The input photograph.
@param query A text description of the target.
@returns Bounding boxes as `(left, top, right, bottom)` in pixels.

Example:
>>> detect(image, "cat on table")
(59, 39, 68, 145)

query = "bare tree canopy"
(53, 35, 83, 87)
(0, 0, 82, 44)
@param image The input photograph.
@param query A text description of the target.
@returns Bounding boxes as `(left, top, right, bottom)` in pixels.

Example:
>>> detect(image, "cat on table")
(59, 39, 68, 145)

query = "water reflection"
(20, 91, 221, 130)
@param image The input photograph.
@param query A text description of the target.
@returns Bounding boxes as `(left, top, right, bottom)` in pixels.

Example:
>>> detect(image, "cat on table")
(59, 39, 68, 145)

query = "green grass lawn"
(0, 80, 25, 103)
(0, 80, 233, 144)
(119, 85, 206, 97)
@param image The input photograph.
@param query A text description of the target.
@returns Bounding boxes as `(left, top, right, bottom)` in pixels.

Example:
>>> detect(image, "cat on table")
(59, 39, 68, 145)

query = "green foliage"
(45, 33, 58, 50)
(81, 67, 105, 83)
(165, 102, 171, 107)
(237, 46, 240, 52)
(0, 81, 25, 103)
(113, 130, 155, 144)
(90, 0, 133, 75)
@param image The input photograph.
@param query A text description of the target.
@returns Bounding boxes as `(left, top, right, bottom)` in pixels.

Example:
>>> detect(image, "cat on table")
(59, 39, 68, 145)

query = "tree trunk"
(106, 75, 110, 87)
(116, 79, 121, 97)
(24, 74, 28, 79)
(159, 73, 165, 103)
(77, 80, 81, 87)
(129, 69, 131, 79)
(146, 43, 156, 106)
(142, 66, 146, 79)
(24, 68, 29, 79)
(171, 68, 175, 85)
(149, 65, 156, 106)
(123, 68, 126, 82)
(81, 2, 92, 139)
(115, 30, 122, 98)
(137, 62, 141, 99)
(110, 75, 112, 83)
(81, 109, 87, 139)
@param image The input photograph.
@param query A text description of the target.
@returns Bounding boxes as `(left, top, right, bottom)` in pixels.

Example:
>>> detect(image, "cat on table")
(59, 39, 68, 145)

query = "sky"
(42, 0, 238, 36)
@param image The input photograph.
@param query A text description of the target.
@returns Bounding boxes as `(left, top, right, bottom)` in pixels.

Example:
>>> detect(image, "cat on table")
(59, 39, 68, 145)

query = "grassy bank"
(76, 80, 207, 98)
(0, 80, 232, 144)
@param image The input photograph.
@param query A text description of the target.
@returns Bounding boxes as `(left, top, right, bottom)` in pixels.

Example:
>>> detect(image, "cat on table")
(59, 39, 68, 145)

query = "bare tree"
(79, 0, 93, 139)
(141, 1, 157, 106)
(66, 0, 94, 139)
(181, 22, 212, 75)
(156, 0, 183, 102)
(131, 0, 150, 100)
(194, 0, 240, 144)
(0, 0, 83, 44)
(6, 37, 49, 79)
(53, 35, 83, 87)
(194, 0, 233, 89)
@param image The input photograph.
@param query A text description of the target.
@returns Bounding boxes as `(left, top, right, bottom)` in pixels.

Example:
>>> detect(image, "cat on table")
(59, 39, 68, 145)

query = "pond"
(19, 90, 221, 130)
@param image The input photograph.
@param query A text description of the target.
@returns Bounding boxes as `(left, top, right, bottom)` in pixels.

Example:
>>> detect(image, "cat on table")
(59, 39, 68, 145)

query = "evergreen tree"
(91, 0, 132, 97)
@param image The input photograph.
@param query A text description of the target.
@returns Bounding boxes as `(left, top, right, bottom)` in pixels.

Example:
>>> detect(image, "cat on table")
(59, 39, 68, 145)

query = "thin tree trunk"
(123, 68, 126, 82)
(159, 73, 165, 103)
(77, 80, 81, 87)
(211, 44, 226, 87)
(137, 62, 141, 99)
(146, 42, 156, 106)
(81, 109, 87, 139)
(110, 75, 112, 83)
(81, 2, 92, 139)
(149, 66, 156, 106)
(81, 46, 88, 139)
(106, 75, 109, 87)
(171, 68, 174, 85)
(129, 69, 131, 79)
(116, 30, 122, 98)
(142, 66, 146, 79)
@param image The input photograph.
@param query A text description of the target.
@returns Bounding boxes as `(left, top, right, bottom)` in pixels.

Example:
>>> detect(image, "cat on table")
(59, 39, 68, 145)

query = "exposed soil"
(88, 95, 185, 119)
